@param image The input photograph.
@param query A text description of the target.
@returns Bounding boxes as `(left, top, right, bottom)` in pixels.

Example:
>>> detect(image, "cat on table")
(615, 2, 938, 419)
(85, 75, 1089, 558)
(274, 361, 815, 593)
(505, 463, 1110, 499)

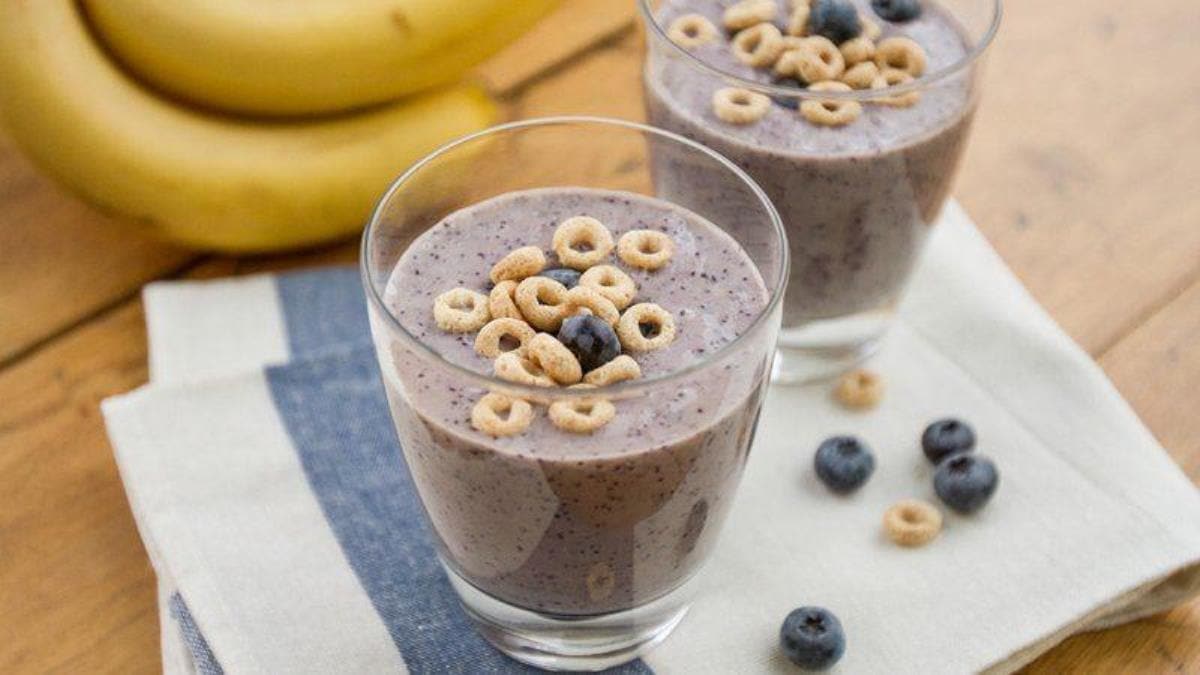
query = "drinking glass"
(361, 117, 787, 670)
(640, 0, 1002, 382)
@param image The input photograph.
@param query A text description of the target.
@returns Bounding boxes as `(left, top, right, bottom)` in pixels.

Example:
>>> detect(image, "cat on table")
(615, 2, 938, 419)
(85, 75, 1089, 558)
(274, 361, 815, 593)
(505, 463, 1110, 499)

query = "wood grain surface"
(1, 0, 1197, 672)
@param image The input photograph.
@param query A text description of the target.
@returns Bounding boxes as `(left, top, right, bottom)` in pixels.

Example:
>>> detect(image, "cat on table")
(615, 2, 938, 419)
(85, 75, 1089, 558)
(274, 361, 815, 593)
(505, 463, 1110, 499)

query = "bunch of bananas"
(0, 1, 557, 252)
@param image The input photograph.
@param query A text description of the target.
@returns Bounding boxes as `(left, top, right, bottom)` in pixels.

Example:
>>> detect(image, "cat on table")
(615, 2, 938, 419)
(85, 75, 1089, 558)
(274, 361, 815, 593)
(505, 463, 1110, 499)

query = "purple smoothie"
(378, 187, 772, 615)
(644, 0, 977, 325)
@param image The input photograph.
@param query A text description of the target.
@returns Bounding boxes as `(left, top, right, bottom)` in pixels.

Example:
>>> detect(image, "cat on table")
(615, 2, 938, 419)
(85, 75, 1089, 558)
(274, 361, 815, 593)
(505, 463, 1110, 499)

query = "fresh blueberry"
(770, 75, 805, 109)
(557, 314, 621, 372)
(872, 0, 922, 23)
(814, 435, 875, 493)
(934, 453, 999, 514)
(808, 0, 862, 44)
(540, 267, 581, 288)
(921, 418, 976, 464)
(780, 606, 846, 670)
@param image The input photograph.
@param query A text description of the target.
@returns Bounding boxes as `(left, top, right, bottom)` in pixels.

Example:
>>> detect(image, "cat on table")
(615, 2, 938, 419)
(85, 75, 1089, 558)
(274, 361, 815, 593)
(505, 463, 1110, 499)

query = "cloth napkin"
(103, 201, 1200, 674)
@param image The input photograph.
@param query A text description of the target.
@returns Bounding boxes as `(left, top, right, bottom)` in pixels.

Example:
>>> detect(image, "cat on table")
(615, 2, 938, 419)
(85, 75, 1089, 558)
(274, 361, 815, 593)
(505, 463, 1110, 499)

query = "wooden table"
(1, 1, 1197, 671)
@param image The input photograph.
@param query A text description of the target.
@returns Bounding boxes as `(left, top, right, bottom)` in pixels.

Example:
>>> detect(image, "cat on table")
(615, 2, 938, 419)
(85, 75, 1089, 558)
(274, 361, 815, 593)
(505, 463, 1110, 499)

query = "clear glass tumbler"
(361, 117, 787, 670)
(641, 0, 1001, 382)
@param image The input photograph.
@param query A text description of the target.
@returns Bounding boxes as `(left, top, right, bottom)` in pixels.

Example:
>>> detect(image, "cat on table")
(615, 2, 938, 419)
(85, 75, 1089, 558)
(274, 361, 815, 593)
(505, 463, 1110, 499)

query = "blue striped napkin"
(104, 202, 1200, 674)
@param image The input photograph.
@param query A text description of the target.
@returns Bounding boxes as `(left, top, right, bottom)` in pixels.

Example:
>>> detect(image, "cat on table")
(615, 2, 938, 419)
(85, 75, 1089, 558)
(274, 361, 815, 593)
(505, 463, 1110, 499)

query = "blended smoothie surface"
(377, 187, 774, 615)
(645, 0, 978, 324)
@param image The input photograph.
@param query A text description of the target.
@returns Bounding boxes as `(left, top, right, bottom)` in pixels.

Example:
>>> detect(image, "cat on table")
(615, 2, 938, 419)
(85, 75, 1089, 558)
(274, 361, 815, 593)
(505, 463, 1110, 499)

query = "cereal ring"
(786, 4, 810, 36)
(549, 396, 616, 434)
(617, 230, 674, 270)
(552, 216, 614, 271)
(793, 36, 845, 83)
(883, 499, 943, 547)
(871, 68, 920, 106)
(433, 288, 490, 333)
(474, 318, 536, 359)
(563, 286, 621, 326)
(839, 36, 876, 65)
(667, 13, 718, 47)
(800, 81, 862, 127)
(875, 37, 926, 77)
(488, 280, 523, 321)
(731, 23, 784, 68)
(841, 61, 880, 89)
(583, 355, 642, 386)
(515, 276, 569, 332)
(489, 245, 546, 284)
(527, 333, 583, 385)
(773, 48, 803, 77)
(833, 367, 885, 409)
(616, 303, 676, 352)
(723, 0, 776, 31)
(860, 14, 882, 40)
(711, 87, 771, 125)
(470, 393, 533, 437)
(579, 265, 637, 310)
(493, 351, 556, 387)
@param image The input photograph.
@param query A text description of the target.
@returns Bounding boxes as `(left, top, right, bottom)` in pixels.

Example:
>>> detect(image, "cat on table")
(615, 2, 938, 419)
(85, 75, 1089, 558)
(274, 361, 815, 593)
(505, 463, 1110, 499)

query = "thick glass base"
(446, 565, 695, 671)
(772, 308, 892, 384)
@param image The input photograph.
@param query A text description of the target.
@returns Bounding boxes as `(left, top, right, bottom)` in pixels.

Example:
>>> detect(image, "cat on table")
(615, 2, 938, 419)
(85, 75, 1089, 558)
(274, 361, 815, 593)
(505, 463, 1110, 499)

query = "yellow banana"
(0, 1, 497, 253)
(81, 0, 558, 117)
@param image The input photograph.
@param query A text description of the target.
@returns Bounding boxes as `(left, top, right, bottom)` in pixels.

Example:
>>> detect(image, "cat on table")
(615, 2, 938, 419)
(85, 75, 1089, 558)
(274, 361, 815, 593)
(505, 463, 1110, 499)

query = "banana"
(81, 0, 558, 117)
(0, 1, 498, 253)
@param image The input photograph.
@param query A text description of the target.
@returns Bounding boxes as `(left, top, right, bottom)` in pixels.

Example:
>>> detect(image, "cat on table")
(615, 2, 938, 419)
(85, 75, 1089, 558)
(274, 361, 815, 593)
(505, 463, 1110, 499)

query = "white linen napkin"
(103, 201, 1200, 674)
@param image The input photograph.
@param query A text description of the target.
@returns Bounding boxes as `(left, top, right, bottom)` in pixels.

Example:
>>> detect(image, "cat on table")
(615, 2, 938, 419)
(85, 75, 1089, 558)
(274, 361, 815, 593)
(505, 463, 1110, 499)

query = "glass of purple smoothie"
(362, 117, 787, 670)
(641, 0, 1001, 382)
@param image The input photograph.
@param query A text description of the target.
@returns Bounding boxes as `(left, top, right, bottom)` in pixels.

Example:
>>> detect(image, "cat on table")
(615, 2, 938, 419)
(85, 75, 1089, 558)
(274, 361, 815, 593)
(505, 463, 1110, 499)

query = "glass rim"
(637, 0, 1003, 101)
(361, 115, 789, 400)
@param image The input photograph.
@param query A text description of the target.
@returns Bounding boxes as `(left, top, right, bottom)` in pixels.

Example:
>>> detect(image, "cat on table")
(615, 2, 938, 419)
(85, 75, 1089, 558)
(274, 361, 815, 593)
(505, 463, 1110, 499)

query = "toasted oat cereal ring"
(488, 280, 524, 321)
(841, 61, 880, 89)
(564, 286, 621, 326)
(883, 499, 942, 547)
(667, 13, 718, 47)
(786, 4, 810, 36)
(871, 68, 920, 107)
(474, 318, 536, 359)
(489, 245, 546, 284)
(839, 36, 876, 65)
(773, 48, 803, 77)
(617, 230, 674, 271)
(433, 287, 490, 333)
(860, 14, 882, 40)
(722, 0, 776, 31)
(493, 351, 556, 387)
(875, 37, 927, 77)
(470, 393, 533, 437)
(553, 216, 614, 271)
(731, 23, 784, 68)
(711, 87, 771, 125)
(515, 276, 569, 331)
(617, 303, 676, 352)
(833, 367, 885, 409)
(579, 265, 637, 310)
(585, 562, 616, 601)
(527, 333, 583, 385)
(793, 36, 845, 83)
(549, 396, 616, 433)
(583, 355, 642, 386)
(800, 81, 862, 127)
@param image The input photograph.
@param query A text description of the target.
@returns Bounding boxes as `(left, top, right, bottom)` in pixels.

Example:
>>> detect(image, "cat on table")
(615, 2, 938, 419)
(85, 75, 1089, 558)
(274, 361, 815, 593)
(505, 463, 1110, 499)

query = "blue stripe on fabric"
(168, 593, 224, 675)
(274, 266, 371, 356)
(264, 343, 652, 674)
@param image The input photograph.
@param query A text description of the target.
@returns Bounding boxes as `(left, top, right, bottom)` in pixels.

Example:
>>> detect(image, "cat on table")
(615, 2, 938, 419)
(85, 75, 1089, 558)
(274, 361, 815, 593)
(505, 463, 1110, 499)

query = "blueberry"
(872, 0, 922, 23)
(934, 454, 999, 514)
(770, 75, 805, 109)
(921, 418, 976, 464)
(808, 0, 862, 44)
(540, 267, 581, 288)
(814, 436, 875, 493)
(780, 606, 846, 670)
(557, 314, 621, 372)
